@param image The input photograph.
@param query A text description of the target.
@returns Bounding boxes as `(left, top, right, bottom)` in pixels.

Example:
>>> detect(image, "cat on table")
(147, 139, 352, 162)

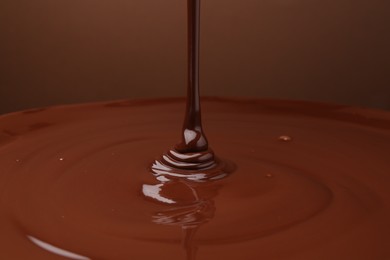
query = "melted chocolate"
(145, 4, 231, 257)
(176, 0, 207, 154)
(0, 98, 389, 259)
(0, 1, 389, 259)
(149, 0, 229, 184)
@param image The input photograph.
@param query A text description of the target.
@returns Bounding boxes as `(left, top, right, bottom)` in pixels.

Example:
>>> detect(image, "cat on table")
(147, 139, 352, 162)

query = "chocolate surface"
(0, 97, 389, 259)
(148, 0, 225, 184)
(0, 1, 389, 259)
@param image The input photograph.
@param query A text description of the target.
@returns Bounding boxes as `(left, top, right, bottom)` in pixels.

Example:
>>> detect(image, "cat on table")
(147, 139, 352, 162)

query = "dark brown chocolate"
(0, 98, 389, 259)
(0, 0, 389, 259)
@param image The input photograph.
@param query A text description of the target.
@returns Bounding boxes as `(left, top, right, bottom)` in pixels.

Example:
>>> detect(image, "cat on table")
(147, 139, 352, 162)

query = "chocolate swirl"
(149, 0, 233, 183)
(151, 148, 233, 182)
(0, 99, 389, 260)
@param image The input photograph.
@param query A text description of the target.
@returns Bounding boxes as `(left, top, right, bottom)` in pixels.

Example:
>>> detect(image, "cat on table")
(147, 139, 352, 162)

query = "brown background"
(0, 0, 389, 115)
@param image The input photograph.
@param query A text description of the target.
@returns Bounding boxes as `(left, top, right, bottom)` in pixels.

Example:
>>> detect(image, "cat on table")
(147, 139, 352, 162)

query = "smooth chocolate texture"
(176, 0, 207, 154)
(148, 0, 227, 185)
(0, 0, 389, 259)
(0, 98, 389, 259)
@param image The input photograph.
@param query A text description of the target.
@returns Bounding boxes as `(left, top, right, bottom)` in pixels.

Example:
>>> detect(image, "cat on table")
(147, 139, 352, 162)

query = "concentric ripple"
(0, 98, 389, 260)
(150, 148, 233, 182)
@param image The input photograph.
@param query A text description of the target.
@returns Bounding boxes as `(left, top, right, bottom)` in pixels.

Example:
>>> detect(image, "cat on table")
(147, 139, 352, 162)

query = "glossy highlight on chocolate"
(149, 0, 231, 184)
(0, 98, 389, 259)
(144, 2, 234, 258)
(0, 0, 389, 258)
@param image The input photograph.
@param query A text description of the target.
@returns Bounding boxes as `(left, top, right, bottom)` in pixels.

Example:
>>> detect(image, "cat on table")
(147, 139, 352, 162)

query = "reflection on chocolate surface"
(0, 0, 389, 259)
(0, 98, 389, 259)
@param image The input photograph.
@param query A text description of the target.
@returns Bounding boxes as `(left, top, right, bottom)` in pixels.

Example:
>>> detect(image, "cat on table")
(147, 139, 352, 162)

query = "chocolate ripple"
(150, 148, 233, 182)
(0, 98, 389, 260)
